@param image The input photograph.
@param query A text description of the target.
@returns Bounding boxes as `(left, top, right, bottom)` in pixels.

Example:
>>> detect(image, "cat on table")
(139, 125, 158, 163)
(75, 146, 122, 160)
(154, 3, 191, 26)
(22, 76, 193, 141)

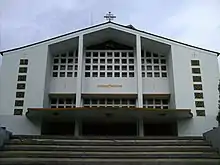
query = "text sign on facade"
(97, 84, 122, 88)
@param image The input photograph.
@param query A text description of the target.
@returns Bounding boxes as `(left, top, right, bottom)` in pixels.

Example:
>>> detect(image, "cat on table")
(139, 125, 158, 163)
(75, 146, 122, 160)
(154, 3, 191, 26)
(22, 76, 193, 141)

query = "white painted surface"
(49, 78, 77, 93)
(142, 78, 169, 94)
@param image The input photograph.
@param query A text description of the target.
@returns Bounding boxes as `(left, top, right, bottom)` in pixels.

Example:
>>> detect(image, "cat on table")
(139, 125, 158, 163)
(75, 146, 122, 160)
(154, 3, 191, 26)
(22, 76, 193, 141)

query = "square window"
(60, 65, 66, 70)
(60, 72, 65, 77)
(58, 98, 64, 104)
(142, 72, 145, 77)
(20, 59, 28, 65)
(147, 99, 153, 104)
(129, 72, 134, 77)
(99, 99, 105, 104)
(162, 72, 167, 77)
(192, 68, 201, 74)
(122, 52, 127, 57)
(68, 59, 73, 63)
(161, 59, 166, 64)
(129, 66, 134, 70)
(53, 59, 59, 64)
(14, 109, 23, 115)
(53, 72, 58, 77)
(147, 72, 152, 77)
(19, 67, 28, 73)
(193, 76, 202, 82)
(100, 65, 105, 70)
(58, 106, 64, 108)
(74, 72, 77, 77)
(51, 98, 57, 104)
(114, 59, 120, 64)
(146, 51, 151, 57)
(16, 92, 25, 98)
(85, 65, 91, 70)
(93, 59, 98, 63)
(17, 75, 26, 81)
(85, 59, 91, 63)
(107, 99, 113, 104)
(141, 50, 144, 57)
(61, 59, 66, 63)
(100, 52, 105, 57)
(154, 66, 160, 71)
(107, 59, 112, 64)
(92, 99, 98, 104)
(122, 72, 127, 77)
(61, 53, 66, 57)
(100, 59, 105, 64)
(129, 52, 134, 57)
(142, 65, 145, 71)
(68, 51, 73, 57)
(17, 83, 26, 89)
(75, 65, 78, 70)
(84, 99, 90, 104)
(141, 59, 145, 64)
(92, 72, 98, 77)
(107, 72, 112, 77)
(122, 99, 127, 104)
(15, 100, 24, 106)
(107, 66, 112, 70)
(129, 99, 136, 105)
(191, 60, 200, 66)
(114, 99, 120, 104)
(122, 59, 127, 64)
(107, 52, 112, 57)
(67, 65, 73, 70)
(114, 72, 120, 77)
(114, 66, 120, 70)
(67, 72, 73, 77)
(194, 84, 203, 90)
(153, 53, 158, 57)
(122, 66, 127, 70)
(147, 66, 152, 70)
(161, 66, 167, 71)
(85, 72, 90, 77)
(194, 92, 203, 99)
(196, 110, 205, 116)
(100, 72, 105, 77)
(93, 65, 98, 70)
(114, 52, 120, 57)
(195, 101, 204, 107)
(75, 58, 78, 64)
(162, 99, 168, 104)
(154, 72, 160, 77)
(53, 65, 58, 70)
(93, 52, 98, 57)
(146, 59, 152, 64)
(129, 59, 134, 64)
(153, 59, 159, 64)
(86, 52, 91, 57)
(66, 99, 72, 104)
(155, 99, 161, 104)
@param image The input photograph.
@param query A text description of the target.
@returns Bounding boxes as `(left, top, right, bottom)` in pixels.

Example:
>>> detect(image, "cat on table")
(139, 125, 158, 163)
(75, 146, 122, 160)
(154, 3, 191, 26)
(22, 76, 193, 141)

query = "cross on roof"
(104, 12, 116, 22)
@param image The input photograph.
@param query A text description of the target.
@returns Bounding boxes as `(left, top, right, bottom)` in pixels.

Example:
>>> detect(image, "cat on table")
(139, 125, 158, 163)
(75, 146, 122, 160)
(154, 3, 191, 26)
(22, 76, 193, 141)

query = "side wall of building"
(171, 44, 219, 136)
(0, 44, 48, 135)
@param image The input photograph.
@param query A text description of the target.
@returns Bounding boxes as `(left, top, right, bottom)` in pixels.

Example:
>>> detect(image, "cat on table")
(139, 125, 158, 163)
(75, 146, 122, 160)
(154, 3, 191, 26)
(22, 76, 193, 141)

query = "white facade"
(0, 22, 219, 136)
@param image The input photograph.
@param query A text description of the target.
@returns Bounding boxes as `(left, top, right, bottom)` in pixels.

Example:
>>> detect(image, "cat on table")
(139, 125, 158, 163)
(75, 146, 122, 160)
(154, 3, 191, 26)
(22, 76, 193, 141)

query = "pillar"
(76, 35, 83, 107)
(136, 34, 143, 107)
(74, 120, 81, 137)
(138, 119, 144, 137)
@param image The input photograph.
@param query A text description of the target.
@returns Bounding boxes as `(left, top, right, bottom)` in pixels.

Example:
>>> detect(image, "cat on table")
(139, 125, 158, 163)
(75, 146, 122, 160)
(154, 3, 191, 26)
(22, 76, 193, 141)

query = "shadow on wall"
(203, 127, 220, 153)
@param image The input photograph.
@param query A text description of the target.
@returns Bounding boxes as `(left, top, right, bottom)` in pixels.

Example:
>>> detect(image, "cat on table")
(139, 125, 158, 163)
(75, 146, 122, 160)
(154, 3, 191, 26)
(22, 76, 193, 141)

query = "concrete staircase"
(0, 135, 220, 165)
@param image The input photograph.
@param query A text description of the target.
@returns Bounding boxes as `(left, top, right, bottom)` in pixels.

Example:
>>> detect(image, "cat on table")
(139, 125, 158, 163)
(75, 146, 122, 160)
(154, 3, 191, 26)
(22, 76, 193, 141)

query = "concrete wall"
(142, 78, 169, 94)
(171, 44, 219, 136)
(0, 115, 41, 135)
(50, 78, 77, 94)
(203, 126, 220, 152)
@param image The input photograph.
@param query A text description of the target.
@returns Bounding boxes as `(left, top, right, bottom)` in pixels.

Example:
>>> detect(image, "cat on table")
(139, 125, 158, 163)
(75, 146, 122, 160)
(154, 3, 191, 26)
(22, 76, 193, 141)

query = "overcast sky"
(0, 0, 220, 66)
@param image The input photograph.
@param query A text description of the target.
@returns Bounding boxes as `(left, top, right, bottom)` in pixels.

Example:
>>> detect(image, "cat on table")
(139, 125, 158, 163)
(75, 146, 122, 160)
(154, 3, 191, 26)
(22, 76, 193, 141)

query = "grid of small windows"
(14, 59, 28, 115)
(83, 98, 136, 108)
(52, 50, 78, 78)
(50, 98, 76, 108)
(143, 98, 169, 109)
(141, 50, 168, 78)
(191, 59, 205, 116)
(84, 51, 135, 78)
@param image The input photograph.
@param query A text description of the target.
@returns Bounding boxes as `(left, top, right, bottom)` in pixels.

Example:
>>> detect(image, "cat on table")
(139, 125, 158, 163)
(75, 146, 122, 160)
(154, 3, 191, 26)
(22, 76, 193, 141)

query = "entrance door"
(82, 122, 137, 136)
(144, 122, 177, 136)
(41, 121, 75, 135)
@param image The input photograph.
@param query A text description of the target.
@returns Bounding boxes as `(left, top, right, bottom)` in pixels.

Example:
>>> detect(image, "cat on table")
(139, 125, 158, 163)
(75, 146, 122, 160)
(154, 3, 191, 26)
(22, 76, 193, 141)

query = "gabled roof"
(0, 21, 219, 55)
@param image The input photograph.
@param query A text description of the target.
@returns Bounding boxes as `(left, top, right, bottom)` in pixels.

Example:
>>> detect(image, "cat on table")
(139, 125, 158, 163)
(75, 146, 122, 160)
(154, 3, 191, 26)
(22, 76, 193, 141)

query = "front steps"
(0, 136, 220, 165)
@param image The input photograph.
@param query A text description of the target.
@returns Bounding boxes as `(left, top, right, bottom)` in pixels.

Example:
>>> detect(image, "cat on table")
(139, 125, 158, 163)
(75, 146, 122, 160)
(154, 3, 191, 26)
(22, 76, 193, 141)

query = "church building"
(0, 21, 219, 137)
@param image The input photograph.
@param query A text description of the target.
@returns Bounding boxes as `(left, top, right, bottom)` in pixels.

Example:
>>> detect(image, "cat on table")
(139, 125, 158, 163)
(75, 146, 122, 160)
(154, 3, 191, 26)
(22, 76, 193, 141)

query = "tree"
(217, 80, 220, 125)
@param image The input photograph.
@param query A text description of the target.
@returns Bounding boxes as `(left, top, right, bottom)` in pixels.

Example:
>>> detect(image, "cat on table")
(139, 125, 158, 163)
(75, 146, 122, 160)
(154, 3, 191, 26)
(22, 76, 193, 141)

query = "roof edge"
(0, 21, 219, 56)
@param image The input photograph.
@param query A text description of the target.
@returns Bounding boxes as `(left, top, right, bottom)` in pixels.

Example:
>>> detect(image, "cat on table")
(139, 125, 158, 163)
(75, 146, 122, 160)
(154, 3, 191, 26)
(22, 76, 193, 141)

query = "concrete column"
(136, 34, 143, 107)
(138, 119, 144, 137)
(74, 120, 80, 137)
(76, 35, 83, 107)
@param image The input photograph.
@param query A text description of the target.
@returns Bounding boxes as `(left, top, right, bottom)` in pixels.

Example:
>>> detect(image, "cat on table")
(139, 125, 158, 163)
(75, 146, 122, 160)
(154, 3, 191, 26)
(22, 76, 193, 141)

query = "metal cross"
(104, 12, 116, 22)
